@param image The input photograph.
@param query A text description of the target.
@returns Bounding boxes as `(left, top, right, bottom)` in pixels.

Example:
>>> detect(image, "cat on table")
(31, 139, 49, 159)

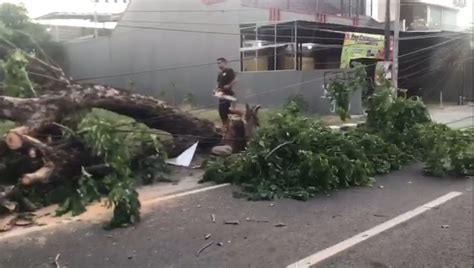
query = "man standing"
(215, 57, 236, 130)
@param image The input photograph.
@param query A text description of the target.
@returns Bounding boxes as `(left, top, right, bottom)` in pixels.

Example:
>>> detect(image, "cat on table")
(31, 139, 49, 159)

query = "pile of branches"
(203, 79, 473, 201)
(0, 48, 220, 228)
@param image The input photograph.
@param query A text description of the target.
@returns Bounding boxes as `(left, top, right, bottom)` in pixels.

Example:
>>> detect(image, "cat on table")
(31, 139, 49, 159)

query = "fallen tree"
(1, 84, 220, 156)
(0, 47, 221, 228)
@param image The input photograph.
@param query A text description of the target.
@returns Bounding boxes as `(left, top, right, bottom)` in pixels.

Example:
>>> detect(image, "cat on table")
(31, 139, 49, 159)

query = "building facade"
(400, 0, 466, 31)
(61, 0, 470, 113)
(31, 0, 130, 41)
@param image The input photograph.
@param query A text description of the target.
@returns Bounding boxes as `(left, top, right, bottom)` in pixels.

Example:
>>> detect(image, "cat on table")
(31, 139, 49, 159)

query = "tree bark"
(1, 84, 219, 148)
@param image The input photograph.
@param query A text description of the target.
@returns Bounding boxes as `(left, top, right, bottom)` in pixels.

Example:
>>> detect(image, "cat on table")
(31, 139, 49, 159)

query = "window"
(453, 0, 466, 8)
(401, 3, 428, 31)
(240, 22, 297, 72)
(365, 0, 373, 16)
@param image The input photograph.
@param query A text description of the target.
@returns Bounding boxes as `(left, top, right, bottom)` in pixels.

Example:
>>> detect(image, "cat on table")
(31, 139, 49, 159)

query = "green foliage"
(0, 3, 29, 29)
(0, 120, 15, 136)
(204, 77, 472, 202)
(0, 3, 51, 53)
(285, 94, 309, 112)
(183, 92, 197, 108)
(203, 102, 376, 201)
(79, 115, 140, 228)
(0, 50, 36, 97)
(326, 80, 351, 121)
(365, 80, 471, 177)
(56, 168, 101, 216)
(347, 129, 407, 174)
(366, 84, 431, 159)
(129, 127, 169, 185)
(326, 64, 369, 121)
(416, 124, 473, 176)
(55, 112, 168, 229)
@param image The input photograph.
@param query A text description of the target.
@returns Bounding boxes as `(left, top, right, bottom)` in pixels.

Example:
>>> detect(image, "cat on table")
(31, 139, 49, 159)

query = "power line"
(117, 24, 361, 41)
(117, 23, 469, 42)
(399, 37, 464, 58)
(122, 38, 467, 123)
(399, 40, 466, 75)
(74, 33, 467, 81)
(23, 37, 466, 133)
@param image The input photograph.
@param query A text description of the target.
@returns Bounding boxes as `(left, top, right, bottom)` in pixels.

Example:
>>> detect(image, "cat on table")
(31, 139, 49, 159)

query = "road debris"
(245, 217, 269, 223)
(407, 181, 413, 184)
(269, 203, 275, 207)
(210, 214, 216, 223)
(217, 242, 224, 246)
(0, 214, 18, 232)
(205, 233, 212, 240)
(373, 214, 388, 218)
(224, 220, 240, 225)
(54, 254, 61, 268)
(441, 225, 450, 229)
(196, 241, 214, 256)
(274, 223, 286, 227)
(378, 185, 385, 189)
(14, 218, 33, 226)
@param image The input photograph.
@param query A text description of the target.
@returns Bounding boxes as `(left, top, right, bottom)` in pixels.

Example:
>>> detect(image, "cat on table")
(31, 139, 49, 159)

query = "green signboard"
(340, 32, 390, 69)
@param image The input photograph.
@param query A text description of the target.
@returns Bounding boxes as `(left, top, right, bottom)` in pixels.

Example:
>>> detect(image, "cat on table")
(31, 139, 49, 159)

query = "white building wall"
(401, 0, 462, 9)
(370, 0, 397, 22)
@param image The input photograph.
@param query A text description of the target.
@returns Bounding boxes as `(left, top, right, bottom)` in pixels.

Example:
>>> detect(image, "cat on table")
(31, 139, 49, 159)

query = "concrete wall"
(63, 0, 265, 106)
(237, 70, 362, 114)
(62, 0, 362, 114)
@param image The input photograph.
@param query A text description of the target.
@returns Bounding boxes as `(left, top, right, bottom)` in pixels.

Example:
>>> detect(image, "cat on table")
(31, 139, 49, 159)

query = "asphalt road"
(0, 164, 472, 268)
(322, 193, 473, 268)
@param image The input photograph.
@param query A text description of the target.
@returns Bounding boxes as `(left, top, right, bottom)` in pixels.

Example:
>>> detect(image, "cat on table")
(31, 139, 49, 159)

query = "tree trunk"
(1, 84, 220, 152)
(0, 83, 220, 188)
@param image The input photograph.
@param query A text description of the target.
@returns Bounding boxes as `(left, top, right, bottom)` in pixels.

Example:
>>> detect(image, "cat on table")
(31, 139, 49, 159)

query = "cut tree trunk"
(0, 48, 223, 219)
(0, 83, 220, 186)
(1, 84, 219, 149)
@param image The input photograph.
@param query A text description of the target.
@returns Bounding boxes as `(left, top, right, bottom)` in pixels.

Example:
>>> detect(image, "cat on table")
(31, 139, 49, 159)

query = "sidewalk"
(429, 104, 473, 129)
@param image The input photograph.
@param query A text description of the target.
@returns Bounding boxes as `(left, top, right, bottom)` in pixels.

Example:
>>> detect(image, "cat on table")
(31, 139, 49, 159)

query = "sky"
(0, 0, 472, 27)
(0, 0, 128, 17)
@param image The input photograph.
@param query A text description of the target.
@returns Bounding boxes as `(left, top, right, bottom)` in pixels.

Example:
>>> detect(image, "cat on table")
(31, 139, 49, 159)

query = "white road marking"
(287, 191, 463, 268)
(0, 183, 230, 241)
(142, 183, 230, 205)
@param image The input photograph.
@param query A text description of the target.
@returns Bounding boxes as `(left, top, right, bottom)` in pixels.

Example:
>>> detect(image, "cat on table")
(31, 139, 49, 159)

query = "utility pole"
(384, 0, 391, 61)
(93, 0, 98, 38)
(393, 0, 400, 90)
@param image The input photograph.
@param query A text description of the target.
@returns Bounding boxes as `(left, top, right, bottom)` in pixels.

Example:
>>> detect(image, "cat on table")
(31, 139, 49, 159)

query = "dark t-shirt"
(217, 68, 235, 95)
